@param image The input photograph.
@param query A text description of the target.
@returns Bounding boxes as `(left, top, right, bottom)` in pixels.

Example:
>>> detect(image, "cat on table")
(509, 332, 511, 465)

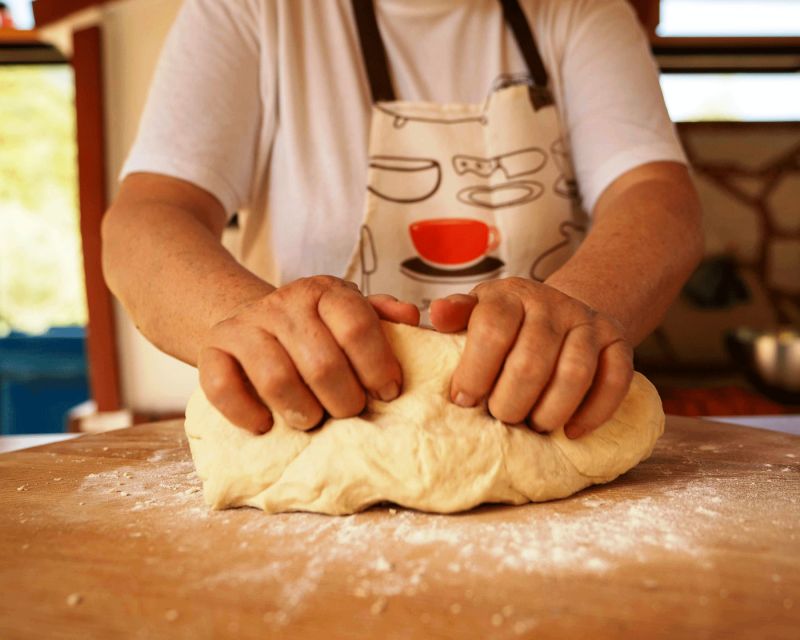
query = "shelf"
(0, 28, 40, 44)
(32, 0, 114, 28)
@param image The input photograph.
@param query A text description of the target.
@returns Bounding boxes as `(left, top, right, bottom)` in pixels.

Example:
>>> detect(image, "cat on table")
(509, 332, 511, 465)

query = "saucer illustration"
(400, 256, 505, 284)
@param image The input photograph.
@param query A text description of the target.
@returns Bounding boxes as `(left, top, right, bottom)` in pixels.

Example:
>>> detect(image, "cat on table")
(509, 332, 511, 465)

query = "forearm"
(102, 195, 273, 365)
(545, 163, 703, 346)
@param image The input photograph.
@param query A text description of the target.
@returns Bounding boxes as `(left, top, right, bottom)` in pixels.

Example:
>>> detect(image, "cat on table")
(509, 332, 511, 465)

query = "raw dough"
(185, 322, 664, 515)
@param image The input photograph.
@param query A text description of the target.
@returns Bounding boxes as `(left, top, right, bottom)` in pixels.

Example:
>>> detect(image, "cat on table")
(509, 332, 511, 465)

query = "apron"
(344, 0, 588, 319)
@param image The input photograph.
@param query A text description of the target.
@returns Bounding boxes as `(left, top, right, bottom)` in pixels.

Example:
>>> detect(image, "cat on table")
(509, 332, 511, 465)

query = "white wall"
(42, 0, 199, 412)
(101, 0, 199, 413)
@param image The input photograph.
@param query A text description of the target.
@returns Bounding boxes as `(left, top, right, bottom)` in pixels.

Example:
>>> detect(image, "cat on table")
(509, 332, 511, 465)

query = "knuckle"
(505, 276, 533, 293)
(266, 286, 289, 306)
(317, 274, 341, 286)
(289, 275, 337, 299)
(511, 342, 541, 368)
(616, 340, 635, 361)
(339, 314, 376, 347)
(605, 363, 634, 391)
(565, 305, 592, 327)
(472, 324, 508, 352)
(308, 275, 339, 291)
(199, 350, 233, 397)
(202, 370, 233, 403)
(305, 355, 339, 385)
(496, 295, 524, 319)
(209, 316, 247, 342)
(560, 357, 594, 382)
(596, 314, 624, 338)
(526, 314, 560, 340)
(258, 364, 295, 398)
(503, 355, 537, 383)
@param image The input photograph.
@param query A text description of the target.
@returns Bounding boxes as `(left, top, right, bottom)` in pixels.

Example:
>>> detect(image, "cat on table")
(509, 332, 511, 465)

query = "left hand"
(429, 277, 633, 439)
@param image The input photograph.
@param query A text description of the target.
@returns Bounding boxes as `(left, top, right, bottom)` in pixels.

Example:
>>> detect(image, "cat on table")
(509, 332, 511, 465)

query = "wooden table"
(1, 416, 798, 639)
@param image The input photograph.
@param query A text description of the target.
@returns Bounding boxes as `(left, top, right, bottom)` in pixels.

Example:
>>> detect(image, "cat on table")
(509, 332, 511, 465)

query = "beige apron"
(345, 0, 587, 317)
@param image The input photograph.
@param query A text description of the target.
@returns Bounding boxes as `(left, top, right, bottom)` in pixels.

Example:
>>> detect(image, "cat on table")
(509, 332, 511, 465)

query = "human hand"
(429, 277, 633, 439)
(198, 276, 419, 434)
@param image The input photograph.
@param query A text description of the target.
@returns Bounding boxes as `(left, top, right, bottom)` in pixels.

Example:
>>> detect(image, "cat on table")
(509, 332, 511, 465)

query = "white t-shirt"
(121, 0, 686, 286)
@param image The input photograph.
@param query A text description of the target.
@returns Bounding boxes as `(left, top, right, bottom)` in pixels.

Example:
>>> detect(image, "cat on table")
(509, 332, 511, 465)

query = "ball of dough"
(185, 321, 664, 515)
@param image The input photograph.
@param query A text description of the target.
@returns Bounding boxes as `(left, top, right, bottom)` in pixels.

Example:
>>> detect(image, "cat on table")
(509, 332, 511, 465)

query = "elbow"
(100, 204, 125, 302)
(683, 184, 706, 277)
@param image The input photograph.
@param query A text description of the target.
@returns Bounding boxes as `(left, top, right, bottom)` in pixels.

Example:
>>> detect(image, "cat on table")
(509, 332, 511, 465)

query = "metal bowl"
(726, 326, 800, 404)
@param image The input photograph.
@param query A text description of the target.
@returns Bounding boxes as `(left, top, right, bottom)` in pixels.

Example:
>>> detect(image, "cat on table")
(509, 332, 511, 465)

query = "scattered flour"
(70, 440, 799, 631)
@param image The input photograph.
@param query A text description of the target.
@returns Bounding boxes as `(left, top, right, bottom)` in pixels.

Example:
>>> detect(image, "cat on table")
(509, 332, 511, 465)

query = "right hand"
(197, 276, 419, 434)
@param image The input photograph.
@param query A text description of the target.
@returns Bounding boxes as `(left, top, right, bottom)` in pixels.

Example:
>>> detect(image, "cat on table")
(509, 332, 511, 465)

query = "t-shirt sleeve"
(558, 0, 686, 214)
(120, 0, 268, 215)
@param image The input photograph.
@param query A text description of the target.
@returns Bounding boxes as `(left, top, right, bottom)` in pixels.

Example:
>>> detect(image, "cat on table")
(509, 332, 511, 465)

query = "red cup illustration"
(409, 218, 500, 269)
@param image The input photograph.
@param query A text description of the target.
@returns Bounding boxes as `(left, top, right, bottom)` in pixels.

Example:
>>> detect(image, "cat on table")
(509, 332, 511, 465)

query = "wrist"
(543, 271, 635, 344)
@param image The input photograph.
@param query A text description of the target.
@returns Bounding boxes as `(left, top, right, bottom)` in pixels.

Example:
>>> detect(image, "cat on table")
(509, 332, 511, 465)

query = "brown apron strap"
(498, 0, 549, 88)
(352, 0, 550, 104)
(352, 0, 396, 102)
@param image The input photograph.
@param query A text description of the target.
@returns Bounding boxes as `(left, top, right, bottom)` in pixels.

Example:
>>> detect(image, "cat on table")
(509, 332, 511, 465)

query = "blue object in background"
(0, 327, 90, 435)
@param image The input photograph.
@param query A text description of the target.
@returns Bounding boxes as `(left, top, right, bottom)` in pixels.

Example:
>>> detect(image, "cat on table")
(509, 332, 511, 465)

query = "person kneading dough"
(102, 0, 703, 513)
(185, 321, 666, 514)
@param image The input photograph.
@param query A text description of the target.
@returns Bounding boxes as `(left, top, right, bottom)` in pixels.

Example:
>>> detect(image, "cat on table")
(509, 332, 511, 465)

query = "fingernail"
(565, 423, 584, 439)
(283, 409, 310, 431)
(378, 380, 400, 402)
(453, 392, 476, 408)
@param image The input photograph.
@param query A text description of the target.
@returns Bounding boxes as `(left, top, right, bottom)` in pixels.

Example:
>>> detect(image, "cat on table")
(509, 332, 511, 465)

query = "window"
(1, 25, 90, 435)
(658, 0, 800, 37)
(660, 73, 800, 122)
(0, 64, 86, 335)
(3, 0, 35, 29)
(654, 1, 800, 122)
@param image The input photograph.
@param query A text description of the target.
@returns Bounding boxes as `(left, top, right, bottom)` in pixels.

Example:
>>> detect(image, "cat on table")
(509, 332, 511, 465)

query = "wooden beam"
(32, 0, 113, 28)
(652, 36, 800, 51)
(72, 25, 122, 412)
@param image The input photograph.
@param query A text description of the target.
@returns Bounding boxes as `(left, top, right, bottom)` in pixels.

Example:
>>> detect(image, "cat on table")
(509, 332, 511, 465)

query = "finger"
(319, 288, 403, 403)
(232, 330, 324, 431)
(368, 294, 420, 326)
(450, 293, 524, 408)
(528, 324, 599, 434)
(198, 346, 273, 435)
(565, 340, 633, 439)
(343, 280, 361, 292)
(429, 294, 477, 333)
(486, 315, 564, 424)
(274, 310, 367, 419)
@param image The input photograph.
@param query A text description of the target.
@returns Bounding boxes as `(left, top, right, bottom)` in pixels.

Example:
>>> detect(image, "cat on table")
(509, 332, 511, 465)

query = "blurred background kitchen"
(1, 0, 798, 447)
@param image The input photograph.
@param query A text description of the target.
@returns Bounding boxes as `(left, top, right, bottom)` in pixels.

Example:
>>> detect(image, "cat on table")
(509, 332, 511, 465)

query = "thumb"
(367, 294, 420, 326)
(429, 294, 478, 333)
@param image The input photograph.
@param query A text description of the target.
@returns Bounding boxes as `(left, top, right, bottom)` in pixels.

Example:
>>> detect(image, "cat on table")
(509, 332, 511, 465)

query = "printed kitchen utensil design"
(346, 0, 587, 315)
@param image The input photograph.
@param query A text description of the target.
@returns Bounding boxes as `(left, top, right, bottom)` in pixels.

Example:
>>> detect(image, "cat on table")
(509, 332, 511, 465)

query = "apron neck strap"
(498, 0, 549, 89)
(352, 0, 550, 104)
(352, 0, 397, 102)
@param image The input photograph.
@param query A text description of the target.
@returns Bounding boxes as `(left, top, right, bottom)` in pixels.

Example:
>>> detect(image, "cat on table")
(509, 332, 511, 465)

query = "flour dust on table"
(184, 322, 665, 515)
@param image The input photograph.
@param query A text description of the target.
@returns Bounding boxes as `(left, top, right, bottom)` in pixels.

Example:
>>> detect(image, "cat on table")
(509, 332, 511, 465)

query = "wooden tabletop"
(1, 416, 798, 639)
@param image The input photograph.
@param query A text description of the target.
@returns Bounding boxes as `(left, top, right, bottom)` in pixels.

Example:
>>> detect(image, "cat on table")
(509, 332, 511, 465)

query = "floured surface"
(185, 321, 665, 514)
(1, 418, 799, 639)
(71, 445, 796, 615)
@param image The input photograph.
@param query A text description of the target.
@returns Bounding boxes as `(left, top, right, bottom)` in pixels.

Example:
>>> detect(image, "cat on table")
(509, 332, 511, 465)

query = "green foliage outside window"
(0, 65, 87, 335)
